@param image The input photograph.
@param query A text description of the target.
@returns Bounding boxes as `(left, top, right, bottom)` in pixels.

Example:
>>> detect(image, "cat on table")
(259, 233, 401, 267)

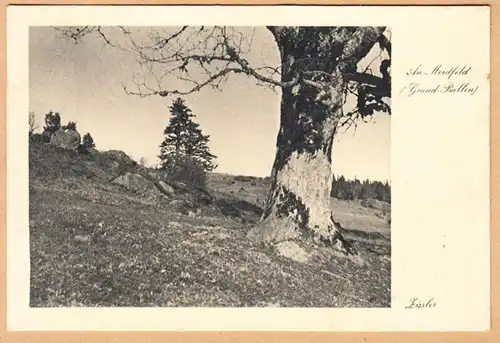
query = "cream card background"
(6, 5, 490, 331)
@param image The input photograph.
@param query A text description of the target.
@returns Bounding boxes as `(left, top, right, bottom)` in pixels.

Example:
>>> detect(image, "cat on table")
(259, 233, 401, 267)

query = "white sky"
(29, 26, 390, 181)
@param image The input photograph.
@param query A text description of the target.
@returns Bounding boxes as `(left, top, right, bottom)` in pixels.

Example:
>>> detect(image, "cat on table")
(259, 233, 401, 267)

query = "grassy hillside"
(29, 140, 391, 307)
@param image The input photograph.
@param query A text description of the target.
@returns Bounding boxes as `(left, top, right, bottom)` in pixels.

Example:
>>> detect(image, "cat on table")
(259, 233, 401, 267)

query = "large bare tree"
(57, 26, 391, 253)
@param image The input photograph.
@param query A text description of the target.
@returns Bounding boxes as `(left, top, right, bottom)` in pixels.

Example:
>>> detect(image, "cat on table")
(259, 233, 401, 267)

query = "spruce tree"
(158, 98, 217, 172)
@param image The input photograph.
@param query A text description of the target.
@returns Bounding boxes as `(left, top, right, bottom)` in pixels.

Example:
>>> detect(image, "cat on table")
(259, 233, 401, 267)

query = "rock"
(275, 241, 310, 264)
(169, 199, 202, 217)
(169, 200, 190, 215)
(74, 235, 90, 244)
(102, 150, 136, 165)
(112, 172, 157, 194)
(49, 129, 81, 150)
(157, 181, 176, 196)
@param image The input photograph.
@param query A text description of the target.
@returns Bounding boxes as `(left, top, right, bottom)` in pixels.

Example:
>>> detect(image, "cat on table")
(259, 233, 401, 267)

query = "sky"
(29, 26, 390, 181)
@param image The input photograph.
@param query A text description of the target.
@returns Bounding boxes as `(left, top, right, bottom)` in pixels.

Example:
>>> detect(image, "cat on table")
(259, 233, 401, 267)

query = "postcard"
(5, 5, 490, 331)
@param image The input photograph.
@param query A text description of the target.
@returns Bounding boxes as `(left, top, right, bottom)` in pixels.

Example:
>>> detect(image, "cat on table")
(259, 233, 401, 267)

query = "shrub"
(164, 155, 207, 188)
(30, 133, 46, 143)
(62, 121, 77, 131)
(234, 175, 253, 182)
(81, 133, 96, 150)
(42, 111, 61, 138)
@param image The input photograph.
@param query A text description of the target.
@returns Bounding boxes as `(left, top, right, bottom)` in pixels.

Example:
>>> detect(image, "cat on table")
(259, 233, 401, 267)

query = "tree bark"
(247, 27, 384, 253)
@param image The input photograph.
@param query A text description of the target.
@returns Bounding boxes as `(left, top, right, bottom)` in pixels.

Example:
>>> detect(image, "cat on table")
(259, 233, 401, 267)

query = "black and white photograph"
(27, 25, 392, 308)
(3, 4, 491, 332)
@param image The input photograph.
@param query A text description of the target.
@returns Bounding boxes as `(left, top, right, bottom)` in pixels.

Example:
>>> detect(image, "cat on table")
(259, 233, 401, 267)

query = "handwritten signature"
(405, 297, 437, 309)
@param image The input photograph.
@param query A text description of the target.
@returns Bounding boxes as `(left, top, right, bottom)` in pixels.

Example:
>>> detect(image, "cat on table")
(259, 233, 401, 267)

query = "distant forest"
(331, 175, 391, 204)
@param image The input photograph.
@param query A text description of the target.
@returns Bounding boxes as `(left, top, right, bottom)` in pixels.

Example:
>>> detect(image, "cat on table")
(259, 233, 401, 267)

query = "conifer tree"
(43, 111, 61, 135)
(41, 110, 62, 142)
(82, 133, 96, 150)
(158, 98, 217, 172)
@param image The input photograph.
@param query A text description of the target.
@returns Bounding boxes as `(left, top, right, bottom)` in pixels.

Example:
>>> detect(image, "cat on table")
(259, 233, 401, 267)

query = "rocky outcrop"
(102, 150, 137, 166)
(111, 172, 158, 194)
(49, 129, 81, 150)
(157, 181, 175, 197)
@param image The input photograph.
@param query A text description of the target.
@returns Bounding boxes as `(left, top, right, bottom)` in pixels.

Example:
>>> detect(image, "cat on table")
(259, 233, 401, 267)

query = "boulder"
(112, 172, 157, 194)
(74, 235, 91, 244)
(102, 150, 136, 165)
(49, 129, 81, 150)
(169, 199, 190, 215)
(157, 181, 176, 197)
(275, 241, 311, 264)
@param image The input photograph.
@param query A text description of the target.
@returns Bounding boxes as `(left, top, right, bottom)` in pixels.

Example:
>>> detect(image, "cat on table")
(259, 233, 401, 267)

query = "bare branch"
(96, 27, 115, 46)
(55, 25, 390, 120)
(123, 67, 244, 97)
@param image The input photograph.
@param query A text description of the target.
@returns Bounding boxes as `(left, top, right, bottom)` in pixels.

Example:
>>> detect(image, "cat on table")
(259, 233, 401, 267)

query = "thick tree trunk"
(247, 27, 384, 253)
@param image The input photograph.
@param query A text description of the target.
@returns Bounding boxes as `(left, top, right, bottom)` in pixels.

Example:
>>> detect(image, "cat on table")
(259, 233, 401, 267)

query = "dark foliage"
(42, 110, 61, 141)
(234, 175, 258, 182)
(331, 174, 391, 203)
(62, 121, 78, 131)
(164, 154, 207, 189)
(158, 98, 217, 173)
(82, 133, 96, 150)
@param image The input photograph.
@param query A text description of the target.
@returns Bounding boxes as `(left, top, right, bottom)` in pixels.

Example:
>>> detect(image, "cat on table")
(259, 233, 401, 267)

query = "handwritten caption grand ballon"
(400, 64, 479, 97)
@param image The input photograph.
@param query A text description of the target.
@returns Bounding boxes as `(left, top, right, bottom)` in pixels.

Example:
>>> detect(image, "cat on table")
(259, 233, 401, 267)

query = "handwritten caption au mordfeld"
(400, 64, 479, 97)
